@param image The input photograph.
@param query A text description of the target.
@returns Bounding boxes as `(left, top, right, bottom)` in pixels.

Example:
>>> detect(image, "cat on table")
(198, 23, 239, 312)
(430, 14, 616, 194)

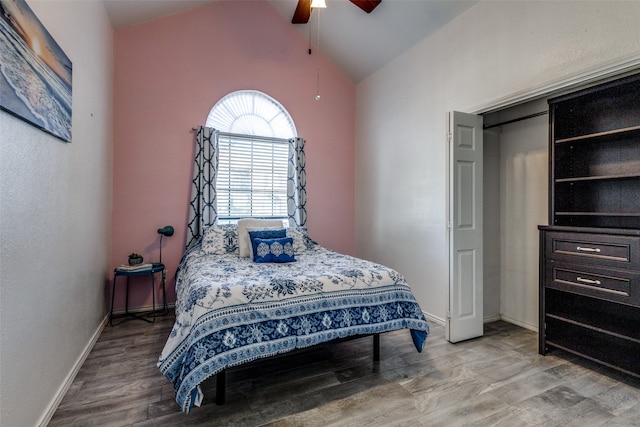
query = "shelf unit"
(539, 72, 640, 379)
(549, 75, 640, 229)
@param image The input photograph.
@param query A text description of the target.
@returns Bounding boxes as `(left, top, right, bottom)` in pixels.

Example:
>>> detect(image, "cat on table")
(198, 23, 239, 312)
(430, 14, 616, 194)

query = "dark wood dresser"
(538, 72, 640, 378)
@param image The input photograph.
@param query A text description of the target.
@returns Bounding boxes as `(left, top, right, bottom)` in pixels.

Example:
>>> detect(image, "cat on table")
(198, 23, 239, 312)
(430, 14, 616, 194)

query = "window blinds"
(217, 132, 289, 220)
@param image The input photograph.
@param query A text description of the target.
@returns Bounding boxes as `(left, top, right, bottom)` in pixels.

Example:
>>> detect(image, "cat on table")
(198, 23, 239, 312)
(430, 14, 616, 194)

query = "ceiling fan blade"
(292, 0, 311, 24)
(349, 0, 381, 14)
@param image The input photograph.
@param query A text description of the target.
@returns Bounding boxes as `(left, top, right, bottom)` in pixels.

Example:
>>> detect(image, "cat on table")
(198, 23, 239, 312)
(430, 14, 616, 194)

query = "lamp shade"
(157, 226, 174, 237)
(311, 0, 326, 8)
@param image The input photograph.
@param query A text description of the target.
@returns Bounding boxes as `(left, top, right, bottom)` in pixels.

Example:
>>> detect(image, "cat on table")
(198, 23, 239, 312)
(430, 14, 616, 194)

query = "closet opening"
(481, 98, 549, 332)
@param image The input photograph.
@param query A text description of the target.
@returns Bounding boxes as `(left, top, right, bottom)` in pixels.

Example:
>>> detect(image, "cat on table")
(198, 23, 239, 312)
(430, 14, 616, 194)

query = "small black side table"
(110, 263, 166, 326)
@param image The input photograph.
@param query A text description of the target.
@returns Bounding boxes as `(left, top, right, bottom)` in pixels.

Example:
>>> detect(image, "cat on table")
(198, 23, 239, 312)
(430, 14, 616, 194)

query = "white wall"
(488, 98, 549, 330)
(355, 1, 640, 322)
(483, 128, 501, 322)
(0, 1, 113, 425)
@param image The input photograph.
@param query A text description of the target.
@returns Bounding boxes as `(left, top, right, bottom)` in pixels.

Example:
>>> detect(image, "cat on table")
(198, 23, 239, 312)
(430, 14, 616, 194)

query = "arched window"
(206, 91, 297, 223)
(207, 90, 296, 138)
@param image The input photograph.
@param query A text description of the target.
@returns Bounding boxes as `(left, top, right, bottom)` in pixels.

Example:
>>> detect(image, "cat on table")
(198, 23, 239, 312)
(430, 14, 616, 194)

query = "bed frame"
(215, 333, 380, 404)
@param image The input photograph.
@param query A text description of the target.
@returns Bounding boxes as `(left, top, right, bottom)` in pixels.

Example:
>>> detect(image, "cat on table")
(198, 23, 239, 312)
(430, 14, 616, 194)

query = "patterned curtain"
(186, 126, 219, 248)
(287, 137, 307, 227)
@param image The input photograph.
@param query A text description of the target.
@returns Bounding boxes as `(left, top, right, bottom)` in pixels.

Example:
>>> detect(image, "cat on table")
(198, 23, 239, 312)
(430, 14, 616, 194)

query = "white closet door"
(447, 111, 484, 343)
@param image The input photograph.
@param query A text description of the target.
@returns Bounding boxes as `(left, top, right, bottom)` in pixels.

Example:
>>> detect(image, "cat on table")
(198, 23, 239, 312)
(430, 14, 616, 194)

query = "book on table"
(115, 263, 153, 272)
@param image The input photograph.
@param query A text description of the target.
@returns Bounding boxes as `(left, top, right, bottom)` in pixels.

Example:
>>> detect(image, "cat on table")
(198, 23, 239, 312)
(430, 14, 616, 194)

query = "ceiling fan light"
(311, 0, 327, 9)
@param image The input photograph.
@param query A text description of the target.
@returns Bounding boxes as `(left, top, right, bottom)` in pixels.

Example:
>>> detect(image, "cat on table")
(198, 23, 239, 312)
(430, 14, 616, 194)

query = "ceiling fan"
(291, 0, 381, 24)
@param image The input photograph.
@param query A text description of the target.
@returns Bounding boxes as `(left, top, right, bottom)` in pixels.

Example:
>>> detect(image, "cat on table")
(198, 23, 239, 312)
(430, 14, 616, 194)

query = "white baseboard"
(36, 304, 177, 425)
(483, 315, 502, 323)
(499, 314, 538, 333)
(424, 312, 537, 332)
(423, 311, 445, 326)
(37, 313, 109, 427)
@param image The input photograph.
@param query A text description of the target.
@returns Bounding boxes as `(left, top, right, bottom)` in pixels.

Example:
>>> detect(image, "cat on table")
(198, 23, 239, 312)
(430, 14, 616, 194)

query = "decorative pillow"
(248, 228, 286, 245)
(251, 237, 295, 263)
(238, 218, 284, 257)
(285, 227, 315, 253)
(201, 224, 239, 255)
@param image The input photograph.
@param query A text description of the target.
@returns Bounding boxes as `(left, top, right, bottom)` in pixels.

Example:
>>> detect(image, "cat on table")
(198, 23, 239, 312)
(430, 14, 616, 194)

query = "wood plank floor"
(49, 313, 640, 426)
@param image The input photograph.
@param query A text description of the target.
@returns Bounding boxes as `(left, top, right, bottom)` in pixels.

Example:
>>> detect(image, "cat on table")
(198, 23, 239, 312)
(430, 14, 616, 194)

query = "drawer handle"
(576, 277, 602, 285)
(576, 246, 601, 253)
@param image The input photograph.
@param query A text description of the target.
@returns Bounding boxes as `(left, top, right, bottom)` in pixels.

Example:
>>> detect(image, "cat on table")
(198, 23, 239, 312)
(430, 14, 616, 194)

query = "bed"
(158, 222, 430, 413)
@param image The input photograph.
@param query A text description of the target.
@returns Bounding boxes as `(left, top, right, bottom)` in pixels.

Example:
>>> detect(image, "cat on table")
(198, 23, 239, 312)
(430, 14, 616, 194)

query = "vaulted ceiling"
(103, 0, 476, 82)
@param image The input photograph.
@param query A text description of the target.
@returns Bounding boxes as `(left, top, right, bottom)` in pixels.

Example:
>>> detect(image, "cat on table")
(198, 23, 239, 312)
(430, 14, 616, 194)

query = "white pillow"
(237, 218, 284, 257)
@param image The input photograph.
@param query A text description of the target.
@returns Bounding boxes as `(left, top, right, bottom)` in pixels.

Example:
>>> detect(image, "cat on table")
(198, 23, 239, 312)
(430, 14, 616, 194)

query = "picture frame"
(0, 0, 72, 142)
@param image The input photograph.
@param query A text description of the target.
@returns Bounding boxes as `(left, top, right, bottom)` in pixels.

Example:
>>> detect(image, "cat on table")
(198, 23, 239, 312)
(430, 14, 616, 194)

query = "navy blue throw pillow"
(251, 237, 295, 263)
(248, 228, 286, 244)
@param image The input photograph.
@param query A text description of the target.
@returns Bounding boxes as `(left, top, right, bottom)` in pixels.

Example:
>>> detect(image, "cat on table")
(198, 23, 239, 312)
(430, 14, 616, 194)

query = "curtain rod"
(191, 127, 291, 144)
(483, 110, 548, 130)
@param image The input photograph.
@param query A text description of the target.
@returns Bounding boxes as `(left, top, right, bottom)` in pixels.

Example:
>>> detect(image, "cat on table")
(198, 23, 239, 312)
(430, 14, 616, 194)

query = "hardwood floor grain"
(49, 314, 640, 426)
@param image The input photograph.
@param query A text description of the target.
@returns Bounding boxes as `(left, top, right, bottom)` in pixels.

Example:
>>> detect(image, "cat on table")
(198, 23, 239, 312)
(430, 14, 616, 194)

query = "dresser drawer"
(545, 231, 640, 270)
(545, 261, 640, 306)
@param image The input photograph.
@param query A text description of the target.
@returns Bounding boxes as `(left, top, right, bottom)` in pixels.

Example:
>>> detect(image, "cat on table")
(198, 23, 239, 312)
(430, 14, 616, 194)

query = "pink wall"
(111, 1, 355, 310)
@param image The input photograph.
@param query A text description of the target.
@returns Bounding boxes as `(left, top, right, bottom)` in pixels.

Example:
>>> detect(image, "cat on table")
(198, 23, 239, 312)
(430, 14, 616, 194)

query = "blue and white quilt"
(158, 234, 430, 413)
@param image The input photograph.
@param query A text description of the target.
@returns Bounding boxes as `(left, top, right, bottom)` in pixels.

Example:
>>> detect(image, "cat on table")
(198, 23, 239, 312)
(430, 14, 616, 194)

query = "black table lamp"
(157, 225, 174, 265)
(155, 225, 174, 316)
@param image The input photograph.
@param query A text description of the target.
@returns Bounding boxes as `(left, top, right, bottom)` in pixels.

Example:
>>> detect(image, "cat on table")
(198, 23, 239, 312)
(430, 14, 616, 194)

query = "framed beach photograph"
(0, 0, 72, 142)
